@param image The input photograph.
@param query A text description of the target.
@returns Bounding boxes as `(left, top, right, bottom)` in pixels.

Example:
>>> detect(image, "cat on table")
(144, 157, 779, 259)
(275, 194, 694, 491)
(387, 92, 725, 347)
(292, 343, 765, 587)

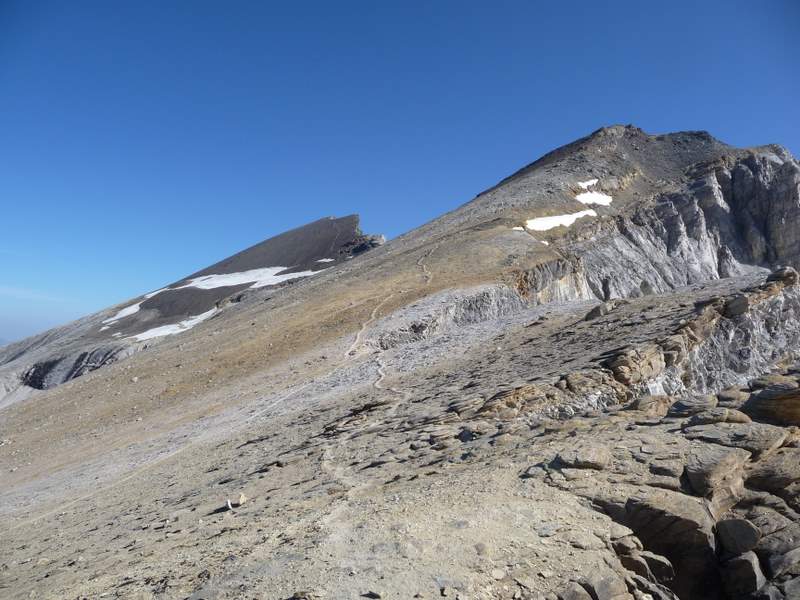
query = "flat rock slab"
(747, 448, 800, 494)
(556, 445, 612, 470)
(717, 387, 751, 409)
(743, 388, 800, 426)
(684, 407, 751, 427)
(750, 374, 800, 391)
(685, 444, 750, 496)
(668, 395, 718, 417)
(717, 518, 762, 555)
(756, 522, 800, 558)
(627, 395, 671, 418)
(682, 422, 787, 457)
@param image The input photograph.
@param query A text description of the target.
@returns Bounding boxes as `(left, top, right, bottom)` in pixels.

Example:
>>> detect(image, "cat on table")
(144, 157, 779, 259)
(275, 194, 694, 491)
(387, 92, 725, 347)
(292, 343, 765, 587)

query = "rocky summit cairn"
(3, 127, 800, 599)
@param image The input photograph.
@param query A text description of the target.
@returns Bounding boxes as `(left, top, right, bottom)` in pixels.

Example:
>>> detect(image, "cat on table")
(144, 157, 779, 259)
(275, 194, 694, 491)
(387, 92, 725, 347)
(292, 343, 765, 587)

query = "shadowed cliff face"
(3, 127, 800, 600)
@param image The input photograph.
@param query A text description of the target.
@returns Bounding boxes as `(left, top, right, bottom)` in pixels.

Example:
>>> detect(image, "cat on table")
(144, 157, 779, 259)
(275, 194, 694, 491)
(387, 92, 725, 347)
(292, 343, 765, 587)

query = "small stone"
(639, 550, 674, 583)
(723, 294, 750, 317)
(581, 571, 629, 600)
(490, 568, 506, 580)
(721, 552, 765, 597)
(767, 266, 799, 285)
(684, 407, 751, 427)
(626, 395, 672, 417)
(668, 395, 717, 417)
(558, 582, 592, 600)
(716, 518, 761, 555)
(769, 547, 800, 579)
(612, 535, 642, 555)
(717, 387, 750, 408)
(556, 445, 612, 470)
(535, 521, 561, 537)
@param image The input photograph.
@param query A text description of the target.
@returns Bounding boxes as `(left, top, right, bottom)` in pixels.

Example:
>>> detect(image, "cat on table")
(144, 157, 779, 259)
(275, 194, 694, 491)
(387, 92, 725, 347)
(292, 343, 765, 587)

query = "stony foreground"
(1, 268, 799, 599)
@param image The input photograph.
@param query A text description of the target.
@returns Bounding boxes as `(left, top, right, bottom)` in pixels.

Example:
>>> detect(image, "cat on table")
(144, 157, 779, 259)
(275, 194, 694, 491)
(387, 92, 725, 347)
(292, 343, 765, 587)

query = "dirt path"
(344, 292, 397, 358)
(416, 243, 438, 285)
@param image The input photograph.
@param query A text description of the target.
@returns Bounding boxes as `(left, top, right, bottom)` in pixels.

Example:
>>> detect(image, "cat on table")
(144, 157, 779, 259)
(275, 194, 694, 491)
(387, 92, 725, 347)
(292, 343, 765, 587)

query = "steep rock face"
(573, 148, 800, 301)
(20, 345, 138, 391)
(363, 139, 799, 358)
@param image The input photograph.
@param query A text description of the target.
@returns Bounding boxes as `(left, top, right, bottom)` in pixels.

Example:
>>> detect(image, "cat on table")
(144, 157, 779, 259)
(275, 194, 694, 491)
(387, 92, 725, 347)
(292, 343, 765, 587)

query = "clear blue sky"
(0, 1, 797, 342)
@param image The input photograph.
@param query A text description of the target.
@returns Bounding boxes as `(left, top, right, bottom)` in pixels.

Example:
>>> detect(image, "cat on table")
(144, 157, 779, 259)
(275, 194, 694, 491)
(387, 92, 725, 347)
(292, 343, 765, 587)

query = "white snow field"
(575, 178, 613, 206)
(104, 267, 322, 330)
(575, 190, 613, 206)
(102, 266, 326, 342)
(102, 302, 143, 325)
(102, 288, 167, 324)
(130, 308, 218, 342)
(525, 209, 598, 231)
(176, 266, 319, 290)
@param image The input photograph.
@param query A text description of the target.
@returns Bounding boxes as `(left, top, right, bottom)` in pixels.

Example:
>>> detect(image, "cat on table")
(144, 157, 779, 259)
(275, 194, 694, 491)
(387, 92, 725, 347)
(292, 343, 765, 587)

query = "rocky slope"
(1, 126, 800, 600)
(0, 215, 383, 408)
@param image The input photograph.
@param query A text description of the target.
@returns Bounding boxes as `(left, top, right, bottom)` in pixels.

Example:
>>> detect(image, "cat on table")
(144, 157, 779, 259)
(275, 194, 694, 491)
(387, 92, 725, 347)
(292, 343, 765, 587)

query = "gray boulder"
(720, 552, 766, 597)
(716, 518, 762, 555)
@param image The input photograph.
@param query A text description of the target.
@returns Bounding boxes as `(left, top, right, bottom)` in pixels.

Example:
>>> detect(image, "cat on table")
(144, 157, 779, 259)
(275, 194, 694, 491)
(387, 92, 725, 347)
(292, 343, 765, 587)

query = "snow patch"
(511, 226, 525, 231)
(575, 178, 613, 206)
(102, 288, 167, 325)
(525, 210, 597, 231)
(176, 266, 319, 290)
(575, 190, 613, 206)
(316, 258, 335, 263)
(101, 268, 321, 331)
(103, 303, 142, 324)
(129, 308, 218, 342)
(99, 325, 109, 332)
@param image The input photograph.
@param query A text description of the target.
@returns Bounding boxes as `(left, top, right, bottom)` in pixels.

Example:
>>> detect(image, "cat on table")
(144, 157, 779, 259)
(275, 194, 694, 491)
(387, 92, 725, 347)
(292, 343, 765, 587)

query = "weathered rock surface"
(747, 448, 800, 495)
(743, 388, 800, 426)
(720, 552, 766, 597)
(685, 445, 750, 496)
(683, 422, 787, 457)
(716, 518, 762, 555)
(556, 445, 613, 470)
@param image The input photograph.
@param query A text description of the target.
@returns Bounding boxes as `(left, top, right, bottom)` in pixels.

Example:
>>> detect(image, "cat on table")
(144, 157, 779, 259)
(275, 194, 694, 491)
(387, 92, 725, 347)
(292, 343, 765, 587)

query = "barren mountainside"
(3, 126, 800, 600)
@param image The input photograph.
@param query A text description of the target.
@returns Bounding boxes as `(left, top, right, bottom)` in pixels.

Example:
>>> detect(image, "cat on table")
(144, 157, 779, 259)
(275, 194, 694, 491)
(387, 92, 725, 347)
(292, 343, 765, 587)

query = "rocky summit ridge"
(2, 126, 800, 600)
